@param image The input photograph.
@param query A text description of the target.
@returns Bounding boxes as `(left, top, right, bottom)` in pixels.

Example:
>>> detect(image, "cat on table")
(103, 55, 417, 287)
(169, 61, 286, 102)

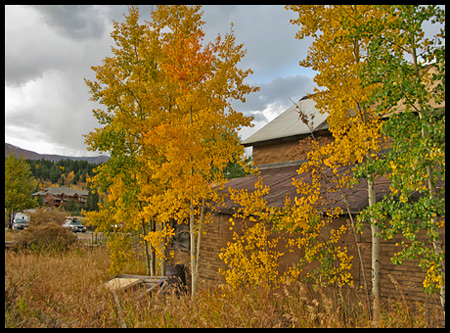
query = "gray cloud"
(203, 5, 313, 83)
(29, 5, 155, 41)
(5, 5, 159, 87)
(244, 75, 314, 111)
(232, 74, 315, 123)
(5, 5, 106, 86)
(29, 5, 107, 41)
(5, 68, 101, 156)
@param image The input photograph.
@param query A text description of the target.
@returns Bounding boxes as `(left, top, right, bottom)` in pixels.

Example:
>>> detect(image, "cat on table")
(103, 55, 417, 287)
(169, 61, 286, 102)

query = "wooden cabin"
(167, 94, 444, 315)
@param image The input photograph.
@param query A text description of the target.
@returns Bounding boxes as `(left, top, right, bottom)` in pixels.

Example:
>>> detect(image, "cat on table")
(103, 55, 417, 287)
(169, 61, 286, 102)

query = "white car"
(12, 219, 29, 230)
(63, 217, 87, 233)
(12, 212, 30, 230)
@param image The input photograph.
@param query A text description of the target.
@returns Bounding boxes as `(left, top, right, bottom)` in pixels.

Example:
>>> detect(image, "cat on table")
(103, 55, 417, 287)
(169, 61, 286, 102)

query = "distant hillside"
(5, 143, 109, 164)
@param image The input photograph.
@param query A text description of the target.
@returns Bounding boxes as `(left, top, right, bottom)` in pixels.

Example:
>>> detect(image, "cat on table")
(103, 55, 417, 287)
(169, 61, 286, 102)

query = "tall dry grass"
(5, 247, 438, 328)
(5, 247, 112, 327)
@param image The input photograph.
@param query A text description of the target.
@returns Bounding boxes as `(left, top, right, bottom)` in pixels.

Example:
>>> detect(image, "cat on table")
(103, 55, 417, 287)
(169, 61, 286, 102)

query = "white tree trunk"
(189, 198, 197, 297)
(368, 177, 380, 326)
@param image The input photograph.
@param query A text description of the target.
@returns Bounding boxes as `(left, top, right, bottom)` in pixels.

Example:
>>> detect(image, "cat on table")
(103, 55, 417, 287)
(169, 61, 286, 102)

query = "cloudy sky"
(5, 5, 318, 157)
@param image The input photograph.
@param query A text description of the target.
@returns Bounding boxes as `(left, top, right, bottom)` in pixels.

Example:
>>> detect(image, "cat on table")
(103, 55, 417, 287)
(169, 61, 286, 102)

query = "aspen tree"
(219, 162, 354, 289)
(85, 6, 258, 287)
(5, 154, 37, 229)
(140, 5, 258, 296)
(219, 178, 287, 289)
(84, 6, 172, 275)
(286, 5, 386, 323)
(352, 5, 445, 316)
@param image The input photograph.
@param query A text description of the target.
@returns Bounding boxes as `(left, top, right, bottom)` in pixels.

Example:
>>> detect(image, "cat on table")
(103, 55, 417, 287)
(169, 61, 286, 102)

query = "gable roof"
(242, 96, 329, 147)
(33, 187, 89, 197)
(242, 68, 444, 148)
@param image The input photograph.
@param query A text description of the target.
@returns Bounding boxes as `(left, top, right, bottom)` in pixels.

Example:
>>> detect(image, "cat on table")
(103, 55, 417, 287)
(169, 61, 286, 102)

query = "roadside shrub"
(15, 222, 77, 252)
(29, 207, 66, 226)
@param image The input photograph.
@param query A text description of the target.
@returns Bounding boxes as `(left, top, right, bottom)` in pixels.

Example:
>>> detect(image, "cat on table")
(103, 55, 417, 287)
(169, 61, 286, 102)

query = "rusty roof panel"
(214, 165, 394, 215)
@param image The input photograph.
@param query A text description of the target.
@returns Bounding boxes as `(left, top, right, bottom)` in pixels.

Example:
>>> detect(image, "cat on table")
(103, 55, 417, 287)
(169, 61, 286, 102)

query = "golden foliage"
(84, 6, 258, 283)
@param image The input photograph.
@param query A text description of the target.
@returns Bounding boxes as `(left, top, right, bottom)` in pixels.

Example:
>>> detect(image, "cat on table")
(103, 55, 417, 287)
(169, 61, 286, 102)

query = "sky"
(5, 5, 316, 157)
(5, 5, 443, 158)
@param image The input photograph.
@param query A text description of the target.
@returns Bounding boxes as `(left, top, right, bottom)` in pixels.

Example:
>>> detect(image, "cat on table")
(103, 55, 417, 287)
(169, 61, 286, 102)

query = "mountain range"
(5, 143, 110, 164)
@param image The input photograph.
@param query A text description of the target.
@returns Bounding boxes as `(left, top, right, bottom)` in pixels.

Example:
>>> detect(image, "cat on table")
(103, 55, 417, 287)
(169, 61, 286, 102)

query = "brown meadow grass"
(5, 245, 440, 328)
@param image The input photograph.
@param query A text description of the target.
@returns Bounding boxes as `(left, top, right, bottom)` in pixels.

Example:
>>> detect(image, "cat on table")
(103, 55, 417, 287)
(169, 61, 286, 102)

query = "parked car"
(62, 217, 87, 233)
(14, 212, 30, 222)
(12, 218, 29, 230)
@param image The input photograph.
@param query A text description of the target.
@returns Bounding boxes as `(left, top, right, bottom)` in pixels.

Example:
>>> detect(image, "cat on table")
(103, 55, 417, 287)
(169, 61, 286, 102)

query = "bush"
(16, 222, 77, 252)
(29, 207, 66, 226)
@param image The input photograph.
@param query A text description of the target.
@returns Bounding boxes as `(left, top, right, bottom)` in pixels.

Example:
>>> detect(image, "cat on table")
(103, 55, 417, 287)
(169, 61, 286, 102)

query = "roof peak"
(242, 96, 328, 146)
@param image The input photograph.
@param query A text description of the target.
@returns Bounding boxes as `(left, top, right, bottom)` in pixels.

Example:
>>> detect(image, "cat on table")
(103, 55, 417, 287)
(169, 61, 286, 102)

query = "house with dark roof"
(167, 93, 444, 314)
(169, 95, 381, 277)
(32, 187, 89, 209)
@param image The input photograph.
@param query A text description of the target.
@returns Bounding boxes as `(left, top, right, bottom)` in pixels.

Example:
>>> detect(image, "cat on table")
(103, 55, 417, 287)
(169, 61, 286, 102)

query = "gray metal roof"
(242, 97, 329, 146)
(33, 187, 89, 197)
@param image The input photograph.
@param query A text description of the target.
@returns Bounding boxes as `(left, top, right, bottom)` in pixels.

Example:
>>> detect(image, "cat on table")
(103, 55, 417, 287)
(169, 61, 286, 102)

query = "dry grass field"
(4, 229, 442, 328)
